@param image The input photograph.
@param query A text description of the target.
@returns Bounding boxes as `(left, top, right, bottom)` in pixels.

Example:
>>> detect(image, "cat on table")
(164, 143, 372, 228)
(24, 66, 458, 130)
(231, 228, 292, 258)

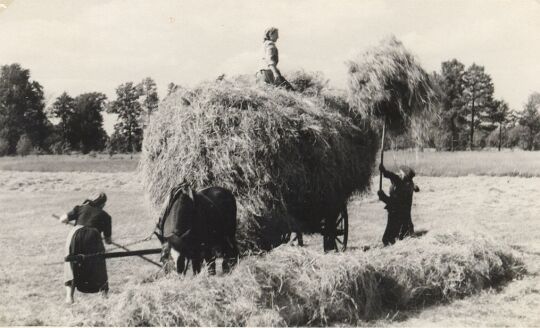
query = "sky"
(0, 0, 539, 133)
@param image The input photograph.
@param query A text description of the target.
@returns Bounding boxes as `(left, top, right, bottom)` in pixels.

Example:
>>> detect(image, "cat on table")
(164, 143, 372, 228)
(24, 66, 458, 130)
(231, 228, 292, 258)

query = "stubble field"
(0, 151, 539, 326)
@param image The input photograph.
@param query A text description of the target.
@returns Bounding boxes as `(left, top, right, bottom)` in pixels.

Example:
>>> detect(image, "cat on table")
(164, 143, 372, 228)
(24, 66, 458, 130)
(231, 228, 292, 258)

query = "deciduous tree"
(71, 92, 108, 153)
(137, 77, 159, 128)
(0, 64, 50, 154)
(49, 92, 75, 146)
(108, 82, 143, 154)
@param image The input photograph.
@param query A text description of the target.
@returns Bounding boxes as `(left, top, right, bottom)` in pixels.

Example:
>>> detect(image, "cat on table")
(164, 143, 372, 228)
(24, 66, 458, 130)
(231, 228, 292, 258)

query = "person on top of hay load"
(256, 27, 294, 91)
(377, 164, 420, 246)
(58, 192, 111, 304)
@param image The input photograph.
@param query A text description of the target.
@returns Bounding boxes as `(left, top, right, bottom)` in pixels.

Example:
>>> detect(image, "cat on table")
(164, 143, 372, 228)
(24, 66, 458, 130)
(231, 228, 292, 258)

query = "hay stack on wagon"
(140, 36, 434, 252)
(141, 77, 378, 252)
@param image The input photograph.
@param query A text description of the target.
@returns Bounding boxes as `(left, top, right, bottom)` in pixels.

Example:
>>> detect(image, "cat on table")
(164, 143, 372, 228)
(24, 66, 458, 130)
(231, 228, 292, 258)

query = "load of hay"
(347, 35, 435, 134)
(141, 36, 435, 251)
(140, 76, 379, 251)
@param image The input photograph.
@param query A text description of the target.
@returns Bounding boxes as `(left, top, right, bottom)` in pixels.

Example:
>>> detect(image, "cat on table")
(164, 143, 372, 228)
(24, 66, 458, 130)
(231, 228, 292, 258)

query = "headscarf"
(398, 166, 416, 181)
(264, 27, 278, 41)
(83, 192, 107, 208)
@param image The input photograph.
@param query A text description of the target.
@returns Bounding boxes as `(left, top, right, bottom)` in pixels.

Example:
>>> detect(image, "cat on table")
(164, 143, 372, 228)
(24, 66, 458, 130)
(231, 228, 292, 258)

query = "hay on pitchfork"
(347, 36, 435, 134)
(140, 76, 379, 252)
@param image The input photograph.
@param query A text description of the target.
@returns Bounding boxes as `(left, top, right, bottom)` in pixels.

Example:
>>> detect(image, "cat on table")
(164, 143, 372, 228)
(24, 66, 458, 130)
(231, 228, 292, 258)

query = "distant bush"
(533, 132, 540, 150)
(0, 137, 9, 156)
(31, 147, 46, 155)
(51, 141, 72, 155)
(485, 128, 500, 148)
(106, 131, 129, 154)
(505, 126, 529, 149)
(473, 129, 489, 149)
(16, 135, 33, 156)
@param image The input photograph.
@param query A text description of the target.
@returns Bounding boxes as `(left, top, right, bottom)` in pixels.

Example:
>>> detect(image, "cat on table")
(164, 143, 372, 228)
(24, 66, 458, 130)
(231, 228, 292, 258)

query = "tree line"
(1, 61, 539, 156)
(0, 63, 162, 156)
(396, 59, 540, 151)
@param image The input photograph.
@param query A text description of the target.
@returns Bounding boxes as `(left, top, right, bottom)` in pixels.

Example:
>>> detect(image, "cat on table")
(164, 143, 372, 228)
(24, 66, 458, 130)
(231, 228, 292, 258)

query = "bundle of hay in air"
(346, 36, 435, 134)
(140, 76, 379, 252)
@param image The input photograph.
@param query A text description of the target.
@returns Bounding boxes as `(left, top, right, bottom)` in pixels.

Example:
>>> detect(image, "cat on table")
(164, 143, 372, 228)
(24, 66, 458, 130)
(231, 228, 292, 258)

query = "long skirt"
(64, 225, 109, 293)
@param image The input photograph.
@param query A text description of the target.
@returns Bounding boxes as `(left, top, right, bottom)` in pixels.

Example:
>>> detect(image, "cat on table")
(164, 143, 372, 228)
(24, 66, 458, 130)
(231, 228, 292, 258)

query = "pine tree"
(485, 99, 510, 151)
(439, 59, 467, 150)
(462, 64, 495, 150)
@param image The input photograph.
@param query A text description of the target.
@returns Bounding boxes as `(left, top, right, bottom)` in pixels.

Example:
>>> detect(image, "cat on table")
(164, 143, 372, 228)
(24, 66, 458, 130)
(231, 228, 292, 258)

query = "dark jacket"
(67, 204, 112, 238)
(379, 167, 418, 245)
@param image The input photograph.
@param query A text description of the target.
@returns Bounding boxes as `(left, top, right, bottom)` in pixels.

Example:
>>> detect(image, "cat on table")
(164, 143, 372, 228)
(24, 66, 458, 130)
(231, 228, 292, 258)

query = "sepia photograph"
(0, 0, 539, 326)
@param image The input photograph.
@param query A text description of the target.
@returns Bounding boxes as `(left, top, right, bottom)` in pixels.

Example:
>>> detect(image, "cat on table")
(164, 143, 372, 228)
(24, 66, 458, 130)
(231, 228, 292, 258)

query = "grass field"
(0, 152, 539, 326)
(0, 154, 139, 172)
(383, 149, 540, 177)
(2, 150, 539, 177)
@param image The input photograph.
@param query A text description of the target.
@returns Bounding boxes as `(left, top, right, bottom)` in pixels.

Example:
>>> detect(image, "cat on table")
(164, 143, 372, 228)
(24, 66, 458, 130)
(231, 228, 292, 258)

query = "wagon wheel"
(335, 207, 348, 251)
(280, 231, 292, 244)
(323, 206, 348, 252)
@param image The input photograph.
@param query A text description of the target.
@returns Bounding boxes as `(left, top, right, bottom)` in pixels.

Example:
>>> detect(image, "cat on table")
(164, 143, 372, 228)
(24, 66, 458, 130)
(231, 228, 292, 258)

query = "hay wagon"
(282, 199, 349, 252)
(321, 205, 348, 252)
(141, 81, 377, 255)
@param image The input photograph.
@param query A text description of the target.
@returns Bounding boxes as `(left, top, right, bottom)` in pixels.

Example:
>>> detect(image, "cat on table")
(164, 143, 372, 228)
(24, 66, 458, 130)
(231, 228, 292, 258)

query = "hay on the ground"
(76, 230, 525, 327)
(346, 36, 435, 134)
(140, 76, 379, 252)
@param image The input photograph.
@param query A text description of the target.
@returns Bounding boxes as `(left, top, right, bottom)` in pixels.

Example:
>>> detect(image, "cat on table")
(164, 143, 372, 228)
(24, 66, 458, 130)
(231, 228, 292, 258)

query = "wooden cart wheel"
(335, 207, 348, 252)
(280, 231, 292, 244)
(323, 205, 348, 252)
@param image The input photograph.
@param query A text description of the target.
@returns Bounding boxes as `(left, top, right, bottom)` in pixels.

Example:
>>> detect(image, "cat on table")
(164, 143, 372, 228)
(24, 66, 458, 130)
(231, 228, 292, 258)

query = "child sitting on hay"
(377, 164, 419, 246)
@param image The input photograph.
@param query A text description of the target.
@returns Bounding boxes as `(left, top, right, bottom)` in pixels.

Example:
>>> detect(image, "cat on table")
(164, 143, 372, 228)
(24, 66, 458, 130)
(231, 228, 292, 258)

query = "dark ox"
(155, 185, 239, 274)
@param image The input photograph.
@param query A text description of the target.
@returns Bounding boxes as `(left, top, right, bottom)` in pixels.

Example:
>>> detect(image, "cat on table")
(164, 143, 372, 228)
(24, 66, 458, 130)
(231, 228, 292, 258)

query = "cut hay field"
(0, 153, 539, 326)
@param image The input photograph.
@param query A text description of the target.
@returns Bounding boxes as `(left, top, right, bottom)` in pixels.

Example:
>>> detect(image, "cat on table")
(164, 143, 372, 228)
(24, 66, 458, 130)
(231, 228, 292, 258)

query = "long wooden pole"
(379, 120, 386, 191)
(53, 214, 162, 267)
(109, 241, 162, 267)
(65, 248, 162, 262)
